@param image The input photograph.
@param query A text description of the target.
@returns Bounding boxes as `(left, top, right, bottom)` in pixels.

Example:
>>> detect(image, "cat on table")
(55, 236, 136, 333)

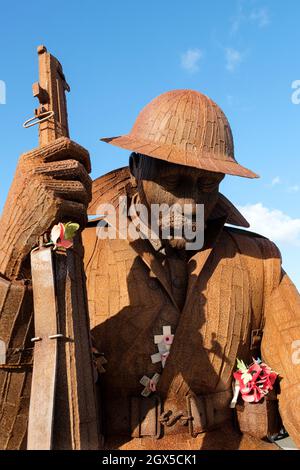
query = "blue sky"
(0, 0, 299, 288)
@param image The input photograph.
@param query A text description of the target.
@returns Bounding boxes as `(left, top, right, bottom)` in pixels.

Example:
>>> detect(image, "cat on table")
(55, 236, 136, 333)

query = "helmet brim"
(100, 134, 259, 179)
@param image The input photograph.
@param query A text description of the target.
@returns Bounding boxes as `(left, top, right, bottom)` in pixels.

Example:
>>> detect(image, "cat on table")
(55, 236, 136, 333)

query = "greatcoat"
(83, 168, 300, 450)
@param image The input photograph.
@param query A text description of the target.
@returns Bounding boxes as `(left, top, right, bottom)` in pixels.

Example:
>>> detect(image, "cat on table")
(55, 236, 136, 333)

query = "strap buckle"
(158, 409, 192, 427)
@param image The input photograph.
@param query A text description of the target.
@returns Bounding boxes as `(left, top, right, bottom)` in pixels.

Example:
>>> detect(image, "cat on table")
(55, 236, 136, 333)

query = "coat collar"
(125, 215, 227, 312)
(103, 198, 227, 312)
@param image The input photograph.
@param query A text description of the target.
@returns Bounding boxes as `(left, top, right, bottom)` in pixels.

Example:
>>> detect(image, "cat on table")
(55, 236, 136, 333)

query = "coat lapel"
(129, 237, 179, 311)
(184, 216, 227, 308)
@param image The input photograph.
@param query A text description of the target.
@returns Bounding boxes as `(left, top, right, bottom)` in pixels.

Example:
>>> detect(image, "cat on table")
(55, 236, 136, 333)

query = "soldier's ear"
(129, 153, 140, 178)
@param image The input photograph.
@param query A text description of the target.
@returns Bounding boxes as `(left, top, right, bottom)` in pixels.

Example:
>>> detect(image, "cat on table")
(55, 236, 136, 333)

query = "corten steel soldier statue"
(0, 85, 300, 449)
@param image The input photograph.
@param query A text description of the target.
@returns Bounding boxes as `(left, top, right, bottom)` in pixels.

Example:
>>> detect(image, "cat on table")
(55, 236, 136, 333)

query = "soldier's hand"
(0, 137, 92, 279)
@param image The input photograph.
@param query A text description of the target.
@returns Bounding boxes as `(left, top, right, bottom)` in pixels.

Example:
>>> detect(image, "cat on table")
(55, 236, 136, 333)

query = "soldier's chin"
(168, 238, 186, 250)
(167, 238, 187, 250)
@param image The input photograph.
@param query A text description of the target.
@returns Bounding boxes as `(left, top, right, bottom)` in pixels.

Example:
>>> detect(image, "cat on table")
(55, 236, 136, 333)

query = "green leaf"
(64, 222, 80, 240)
(236, 358, 248, 373)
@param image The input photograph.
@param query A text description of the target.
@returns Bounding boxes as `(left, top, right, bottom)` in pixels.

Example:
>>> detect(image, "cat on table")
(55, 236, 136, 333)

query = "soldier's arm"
(0, 138, 92, 280)
(0, 139, 92, 448)
(261, 269, 300, 448)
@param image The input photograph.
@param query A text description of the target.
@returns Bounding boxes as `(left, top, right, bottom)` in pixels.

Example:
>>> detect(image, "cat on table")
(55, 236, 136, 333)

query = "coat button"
(172, 277, 184, 289)
(148, 278, 159, 290)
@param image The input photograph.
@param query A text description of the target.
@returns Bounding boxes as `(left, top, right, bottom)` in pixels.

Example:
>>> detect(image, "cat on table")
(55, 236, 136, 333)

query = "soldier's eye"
(197, 178, 220, 192)
(164, 175, 180, 188)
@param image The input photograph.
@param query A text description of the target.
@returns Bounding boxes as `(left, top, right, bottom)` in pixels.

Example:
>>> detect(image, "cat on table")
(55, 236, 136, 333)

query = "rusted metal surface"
(51, 242, 99, 449)
(27, 247, 58, 449)
(34, 45, 70, 146)
(27, 46, 99, 449)
(28, 244, 100, 450)
(101, 90, 258, 178)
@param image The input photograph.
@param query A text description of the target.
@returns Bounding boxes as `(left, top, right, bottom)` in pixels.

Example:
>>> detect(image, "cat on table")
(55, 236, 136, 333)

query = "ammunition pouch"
(130, 389, 232, 438)
(235, 391, 282, 439)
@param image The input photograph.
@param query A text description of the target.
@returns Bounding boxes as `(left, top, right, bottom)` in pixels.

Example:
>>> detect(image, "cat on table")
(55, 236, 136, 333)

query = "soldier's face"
(134, 155, 224, 221)
(130, 154, 224, 249)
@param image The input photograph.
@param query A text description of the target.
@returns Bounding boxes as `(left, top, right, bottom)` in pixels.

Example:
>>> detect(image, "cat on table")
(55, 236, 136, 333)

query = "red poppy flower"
(233, 358, 278, 403)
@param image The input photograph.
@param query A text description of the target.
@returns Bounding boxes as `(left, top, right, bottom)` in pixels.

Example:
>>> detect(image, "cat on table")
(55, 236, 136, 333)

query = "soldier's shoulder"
(224, 225, 267, 240)
(84, 218, 136, 253)
(223, 225, 281, 259)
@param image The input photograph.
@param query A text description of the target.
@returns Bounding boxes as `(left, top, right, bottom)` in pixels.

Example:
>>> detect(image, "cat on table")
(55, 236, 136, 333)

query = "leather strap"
(131, 395, 162, 438)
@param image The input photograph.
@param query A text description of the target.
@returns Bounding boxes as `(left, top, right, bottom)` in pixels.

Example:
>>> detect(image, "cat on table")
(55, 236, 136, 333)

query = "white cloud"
(230, 1, 270, 34)
(271, 176, 281, 186)
(225, 48, 242, 72)
(268, 178, 299, 192)
(238, 203, 300, 246)
(249, 8, 270, 27)
(181, 49, 203, 73)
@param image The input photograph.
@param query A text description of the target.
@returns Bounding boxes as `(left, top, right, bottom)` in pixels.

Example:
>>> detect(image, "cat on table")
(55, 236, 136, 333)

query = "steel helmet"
(101, 89, 258, 178)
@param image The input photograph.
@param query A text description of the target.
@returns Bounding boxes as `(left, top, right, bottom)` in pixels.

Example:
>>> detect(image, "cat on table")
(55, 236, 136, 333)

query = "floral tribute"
(231, 358, 278, 407)
(50, 222, 80, 250)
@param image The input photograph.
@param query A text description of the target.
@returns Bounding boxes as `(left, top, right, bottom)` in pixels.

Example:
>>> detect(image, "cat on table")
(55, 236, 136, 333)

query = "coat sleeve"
(0, 273, 33, 449)
(261, 267, 300, 448)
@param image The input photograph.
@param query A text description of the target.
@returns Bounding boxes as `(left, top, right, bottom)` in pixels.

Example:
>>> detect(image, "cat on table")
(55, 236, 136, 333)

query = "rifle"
(26, 46, 100, 450)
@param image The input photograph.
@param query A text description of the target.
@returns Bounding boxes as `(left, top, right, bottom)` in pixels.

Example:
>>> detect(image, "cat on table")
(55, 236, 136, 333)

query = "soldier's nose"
(174, 198, 198, 214)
